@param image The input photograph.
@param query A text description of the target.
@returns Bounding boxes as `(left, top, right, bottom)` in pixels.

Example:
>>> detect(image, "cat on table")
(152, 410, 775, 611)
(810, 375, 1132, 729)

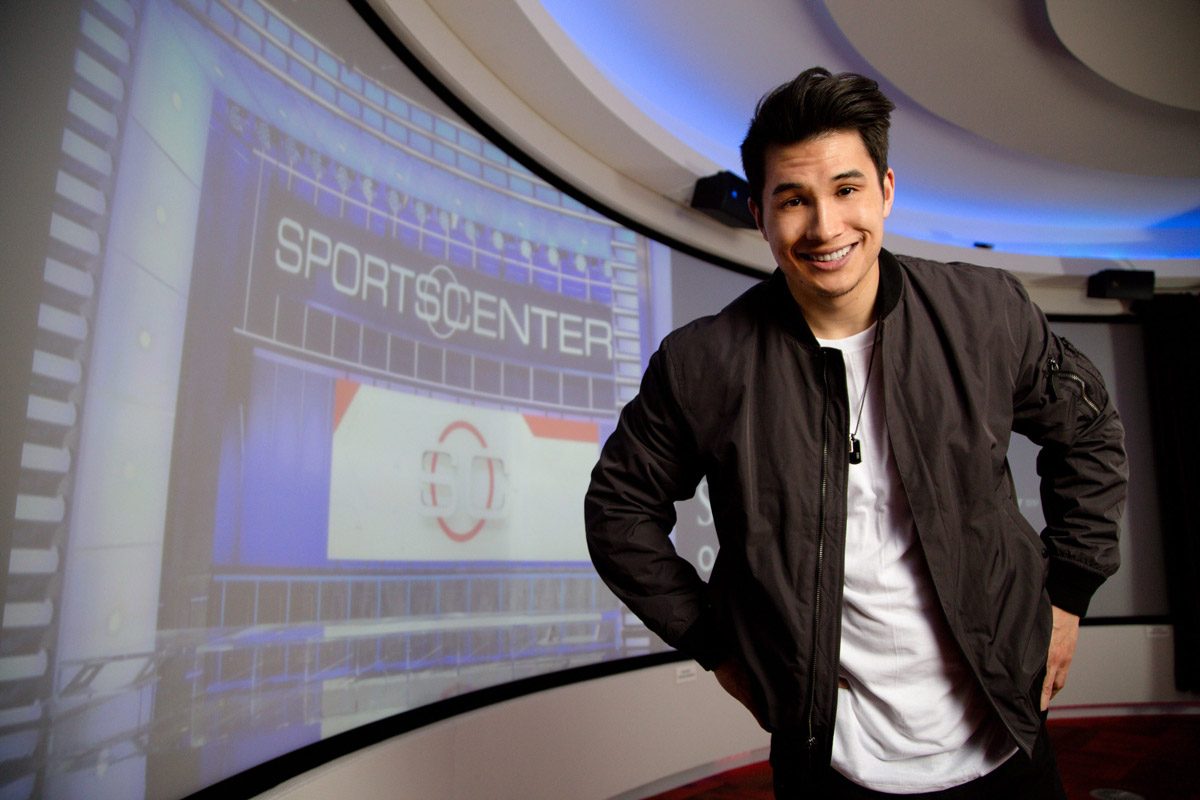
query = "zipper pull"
(1046, 357, 1060, 401)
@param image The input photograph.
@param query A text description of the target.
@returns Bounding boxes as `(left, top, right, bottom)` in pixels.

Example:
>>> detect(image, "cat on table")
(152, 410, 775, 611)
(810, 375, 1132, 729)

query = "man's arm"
(1016, 328, 1126, 617)
(585, 344, 726, 667)
(1005, 274, 1127, 704)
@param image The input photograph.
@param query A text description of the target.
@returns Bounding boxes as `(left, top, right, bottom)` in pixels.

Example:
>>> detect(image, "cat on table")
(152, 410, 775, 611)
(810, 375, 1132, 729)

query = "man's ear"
(882, 168, 895, 219)
(748, 197, 766, 238)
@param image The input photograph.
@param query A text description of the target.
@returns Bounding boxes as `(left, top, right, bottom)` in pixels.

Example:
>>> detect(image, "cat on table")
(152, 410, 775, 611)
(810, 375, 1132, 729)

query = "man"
(584, 68, 1126, 797)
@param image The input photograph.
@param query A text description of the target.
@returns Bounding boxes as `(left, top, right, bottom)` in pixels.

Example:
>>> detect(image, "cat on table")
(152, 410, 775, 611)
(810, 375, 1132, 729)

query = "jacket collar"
(766, 248, 903, 349)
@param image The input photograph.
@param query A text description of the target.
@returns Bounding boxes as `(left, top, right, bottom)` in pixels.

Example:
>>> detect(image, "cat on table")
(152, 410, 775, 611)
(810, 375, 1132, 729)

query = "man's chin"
(806, 278, 858, 301)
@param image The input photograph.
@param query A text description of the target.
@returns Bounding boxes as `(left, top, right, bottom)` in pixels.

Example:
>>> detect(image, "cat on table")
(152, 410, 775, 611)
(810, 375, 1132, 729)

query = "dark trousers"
(771, 723, 1066, 799)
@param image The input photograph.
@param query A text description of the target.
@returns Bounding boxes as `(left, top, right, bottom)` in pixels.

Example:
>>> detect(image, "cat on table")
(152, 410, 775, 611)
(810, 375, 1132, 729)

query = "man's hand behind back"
(715, 659, 770, 729)
(1041, 605, 1080, 711)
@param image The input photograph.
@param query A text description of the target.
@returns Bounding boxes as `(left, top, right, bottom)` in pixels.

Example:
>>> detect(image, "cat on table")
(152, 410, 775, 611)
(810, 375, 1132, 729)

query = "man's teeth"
(806, 245, 852, 262)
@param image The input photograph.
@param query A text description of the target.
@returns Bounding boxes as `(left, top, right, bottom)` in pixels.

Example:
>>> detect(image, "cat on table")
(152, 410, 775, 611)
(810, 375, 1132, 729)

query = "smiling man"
(585, 68, 1127, 798)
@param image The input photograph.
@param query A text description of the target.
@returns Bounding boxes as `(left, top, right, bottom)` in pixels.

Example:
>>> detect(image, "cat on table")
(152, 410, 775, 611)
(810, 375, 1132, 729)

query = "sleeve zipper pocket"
(1046, 357, 1101, 416)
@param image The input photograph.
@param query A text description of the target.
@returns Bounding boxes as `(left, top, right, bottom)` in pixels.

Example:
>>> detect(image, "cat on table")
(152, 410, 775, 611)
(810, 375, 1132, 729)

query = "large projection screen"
(0, 1, 757, 797)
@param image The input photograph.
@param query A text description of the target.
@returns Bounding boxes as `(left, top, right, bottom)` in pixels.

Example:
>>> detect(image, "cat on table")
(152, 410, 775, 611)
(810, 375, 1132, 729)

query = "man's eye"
(781, 197, 803, 208)
(837, 186, 857, 197)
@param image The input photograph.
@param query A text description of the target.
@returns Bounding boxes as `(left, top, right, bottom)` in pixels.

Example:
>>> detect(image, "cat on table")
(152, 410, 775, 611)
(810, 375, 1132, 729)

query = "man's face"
(748, 130, 895, 318)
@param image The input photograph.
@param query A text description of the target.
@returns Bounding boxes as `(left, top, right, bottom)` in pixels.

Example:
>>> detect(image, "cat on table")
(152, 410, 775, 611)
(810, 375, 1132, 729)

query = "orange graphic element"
(333, 379, 360, 432)
(522, 415, 599, 443)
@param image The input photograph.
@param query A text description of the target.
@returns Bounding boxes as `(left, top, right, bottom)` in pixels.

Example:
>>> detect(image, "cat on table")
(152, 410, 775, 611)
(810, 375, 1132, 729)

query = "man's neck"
(785, 272, 879, 340)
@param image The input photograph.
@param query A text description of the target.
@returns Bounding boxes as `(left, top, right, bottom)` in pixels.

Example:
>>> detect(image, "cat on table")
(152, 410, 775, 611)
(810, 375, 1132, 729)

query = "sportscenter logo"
(274, 216, 614, 362)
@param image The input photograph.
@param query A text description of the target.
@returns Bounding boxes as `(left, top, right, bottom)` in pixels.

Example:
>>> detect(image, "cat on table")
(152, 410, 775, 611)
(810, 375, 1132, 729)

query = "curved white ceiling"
(536, 0, 1200, 262)
(1046, 0, 1200, 113)
(374, 0, 1199, 280)
(827, 0, 1200, 176)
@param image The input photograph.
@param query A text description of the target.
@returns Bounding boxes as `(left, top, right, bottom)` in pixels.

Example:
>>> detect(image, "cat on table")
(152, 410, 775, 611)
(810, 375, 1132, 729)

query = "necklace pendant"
(849, 435, 862, 465)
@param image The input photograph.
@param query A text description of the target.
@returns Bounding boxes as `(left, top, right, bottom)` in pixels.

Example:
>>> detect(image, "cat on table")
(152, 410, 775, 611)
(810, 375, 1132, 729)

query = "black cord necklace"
(848, 322, 881, 465)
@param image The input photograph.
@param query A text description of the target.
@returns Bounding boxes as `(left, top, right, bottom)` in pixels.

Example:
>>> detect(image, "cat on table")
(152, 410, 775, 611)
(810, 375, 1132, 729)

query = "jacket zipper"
(1047, 357, 1100, 415)
(808, 351, 831, 754)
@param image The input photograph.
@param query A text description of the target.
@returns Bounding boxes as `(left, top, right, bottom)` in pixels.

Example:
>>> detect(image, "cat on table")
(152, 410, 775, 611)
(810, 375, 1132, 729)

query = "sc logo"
(420, 420, 508, 542)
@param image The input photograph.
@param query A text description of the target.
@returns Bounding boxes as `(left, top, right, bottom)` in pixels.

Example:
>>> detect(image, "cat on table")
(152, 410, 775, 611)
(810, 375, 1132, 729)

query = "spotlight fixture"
(690, 171, 757, 229)
(1086, 269, 1155, 301)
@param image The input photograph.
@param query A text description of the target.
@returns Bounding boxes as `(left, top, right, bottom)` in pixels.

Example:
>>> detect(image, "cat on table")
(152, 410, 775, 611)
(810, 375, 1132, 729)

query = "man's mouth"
(802, 243, 853, 263)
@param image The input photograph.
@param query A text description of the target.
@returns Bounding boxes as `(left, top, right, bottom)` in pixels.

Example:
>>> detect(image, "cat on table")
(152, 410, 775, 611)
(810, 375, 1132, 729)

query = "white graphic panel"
(329, 380, 597, 561)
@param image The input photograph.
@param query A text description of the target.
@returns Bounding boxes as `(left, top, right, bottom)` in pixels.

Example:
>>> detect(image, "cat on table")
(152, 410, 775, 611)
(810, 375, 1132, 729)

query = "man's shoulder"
(892, 252, 1028, 305)
(894, 252, 1021, 284)
(662, 274, 774, 352)
(888, 252, 1042, 356)
(650, 277, 778, 421)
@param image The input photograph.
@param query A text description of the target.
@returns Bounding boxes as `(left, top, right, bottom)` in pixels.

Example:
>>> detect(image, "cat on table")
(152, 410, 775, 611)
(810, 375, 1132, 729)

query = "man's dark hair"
(740, 67, 895, 206)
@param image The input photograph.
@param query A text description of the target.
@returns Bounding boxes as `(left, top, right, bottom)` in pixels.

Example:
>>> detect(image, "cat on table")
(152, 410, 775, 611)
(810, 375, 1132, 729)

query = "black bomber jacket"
(584, 249, 1126, 765)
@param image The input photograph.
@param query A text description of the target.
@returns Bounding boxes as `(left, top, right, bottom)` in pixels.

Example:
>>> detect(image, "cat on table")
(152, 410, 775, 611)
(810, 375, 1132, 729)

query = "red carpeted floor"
(643, 714, 1200, 800)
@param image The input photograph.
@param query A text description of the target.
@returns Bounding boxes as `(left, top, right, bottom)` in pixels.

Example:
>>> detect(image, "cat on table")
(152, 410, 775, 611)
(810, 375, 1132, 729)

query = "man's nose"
(805, 201, 840, 241)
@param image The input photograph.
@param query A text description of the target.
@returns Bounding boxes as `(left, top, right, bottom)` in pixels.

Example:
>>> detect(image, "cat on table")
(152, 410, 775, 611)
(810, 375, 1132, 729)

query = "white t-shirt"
(816, 324, 1015, 793)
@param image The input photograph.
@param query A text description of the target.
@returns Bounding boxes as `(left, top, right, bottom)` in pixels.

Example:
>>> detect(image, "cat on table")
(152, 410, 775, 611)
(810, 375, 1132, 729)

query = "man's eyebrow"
(769, 181, 807, 197)
(769, 170, 868, 196)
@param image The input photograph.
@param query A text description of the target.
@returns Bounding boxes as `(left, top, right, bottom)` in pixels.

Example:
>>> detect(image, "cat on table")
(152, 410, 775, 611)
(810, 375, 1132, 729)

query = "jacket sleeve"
(584, 339, 727, 668)
(1007, 274, 1128, 616)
